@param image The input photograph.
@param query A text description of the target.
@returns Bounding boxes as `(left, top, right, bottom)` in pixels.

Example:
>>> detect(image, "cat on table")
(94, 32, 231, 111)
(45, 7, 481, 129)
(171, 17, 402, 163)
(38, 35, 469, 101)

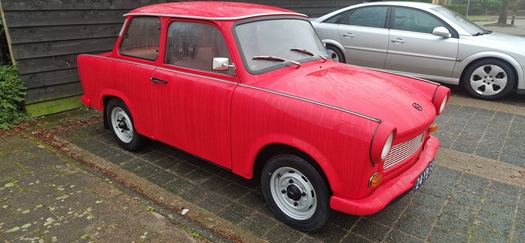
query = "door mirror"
(432, 27, 451, 38)
(212, 57, 235, 71)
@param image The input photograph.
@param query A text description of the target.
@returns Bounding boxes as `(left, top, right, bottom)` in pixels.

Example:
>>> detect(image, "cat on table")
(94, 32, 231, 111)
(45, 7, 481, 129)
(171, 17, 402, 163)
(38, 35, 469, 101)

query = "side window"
(120, 17, 161, 60)
(393, 7, 445, 34)
(341, 6, 387, 28)
(322, 11, 350, 24)
(165, 22, 234, 75)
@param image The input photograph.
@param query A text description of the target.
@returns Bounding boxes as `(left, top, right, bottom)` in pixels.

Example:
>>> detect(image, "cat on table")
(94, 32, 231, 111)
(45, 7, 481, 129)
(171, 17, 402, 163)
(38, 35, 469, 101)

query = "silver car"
(311, 1, 525, 100)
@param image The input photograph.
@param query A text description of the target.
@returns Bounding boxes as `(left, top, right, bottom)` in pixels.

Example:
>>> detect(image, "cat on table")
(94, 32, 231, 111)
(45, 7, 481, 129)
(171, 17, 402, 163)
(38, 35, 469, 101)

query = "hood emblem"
(412, 103, 423, 111)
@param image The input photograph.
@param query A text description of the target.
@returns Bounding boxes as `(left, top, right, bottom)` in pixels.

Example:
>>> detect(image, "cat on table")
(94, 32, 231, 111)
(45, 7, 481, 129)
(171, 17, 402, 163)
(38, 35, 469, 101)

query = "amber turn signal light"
(429, 124, 438, 133)
(369, 172, 383, 187)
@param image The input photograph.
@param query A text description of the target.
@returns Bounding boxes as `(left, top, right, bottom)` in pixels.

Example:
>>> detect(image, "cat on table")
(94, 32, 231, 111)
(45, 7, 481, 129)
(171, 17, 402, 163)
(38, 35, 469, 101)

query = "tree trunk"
(497, 0, 511, 24)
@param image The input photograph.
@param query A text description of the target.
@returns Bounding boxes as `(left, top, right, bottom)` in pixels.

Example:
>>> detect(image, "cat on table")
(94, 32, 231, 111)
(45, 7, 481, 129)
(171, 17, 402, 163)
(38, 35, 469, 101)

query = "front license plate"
(413, 159, 434, 192)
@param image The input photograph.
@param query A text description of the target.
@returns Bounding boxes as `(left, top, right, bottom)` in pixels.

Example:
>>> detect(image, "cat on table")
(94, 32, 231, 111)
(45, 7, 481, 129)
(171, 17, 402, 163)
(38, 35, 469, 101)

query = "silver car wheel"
(270, 166, 317, 220)
(327, 49, 340, 63)
(326, 45, 345, 63)
(469, 64, 508, 96)
(110, 107, 134, 143)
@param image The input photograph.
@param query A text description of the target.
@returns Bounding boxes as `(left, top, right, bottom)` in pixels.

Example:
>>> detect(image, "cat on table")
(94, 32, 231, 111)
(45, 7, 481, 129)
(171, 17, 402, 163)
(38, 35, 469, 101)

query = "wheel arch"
(253, 143, 334, 196)
(322, 39, 350, 63)
(101, 93, 139, 131)
(458, 53, 523, 90)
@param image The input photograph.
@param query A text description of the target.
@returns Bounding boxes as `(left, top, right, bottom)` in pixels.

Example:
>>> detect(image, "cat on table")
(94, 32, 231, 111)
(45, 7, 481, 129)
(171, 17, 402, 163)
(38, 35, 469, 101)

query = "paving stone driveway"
(59, 87, 525, 242)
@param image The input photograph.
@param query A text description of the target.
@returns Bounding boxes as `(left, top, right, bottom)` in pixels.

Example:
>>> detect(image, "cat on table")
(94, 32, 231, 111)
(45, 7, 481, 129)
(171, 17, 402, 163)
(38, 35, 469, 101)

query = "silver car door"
(385, 7, 459, 78)
(336, 6, 389, 69)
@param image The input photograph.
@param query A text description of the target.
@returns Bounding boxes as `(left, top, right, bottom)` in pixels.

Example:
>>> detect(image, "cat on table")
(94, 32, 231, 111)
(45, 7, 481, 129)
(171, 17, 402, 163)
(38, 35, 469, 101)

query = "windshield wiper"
(252, 56, 301, 68)
(291, 48, 314, 56)
(291, 48, 327, 63)
(473, 30, 492, 36)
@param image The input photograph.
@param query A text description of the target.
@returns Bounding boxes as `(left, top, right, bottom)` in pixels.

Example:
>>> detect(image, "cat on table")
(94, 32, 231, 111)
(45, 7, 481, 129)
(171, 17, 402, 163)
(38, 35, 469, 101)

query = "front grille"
(383, 133, 424, 169)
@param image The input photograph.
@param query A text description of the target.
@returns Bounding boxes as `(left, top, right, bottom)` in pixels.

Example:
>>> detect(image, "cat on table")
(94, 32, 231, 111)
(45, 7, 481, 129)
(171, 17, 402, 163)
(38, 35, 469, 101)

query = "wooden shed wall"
(0, 0, 359, 117)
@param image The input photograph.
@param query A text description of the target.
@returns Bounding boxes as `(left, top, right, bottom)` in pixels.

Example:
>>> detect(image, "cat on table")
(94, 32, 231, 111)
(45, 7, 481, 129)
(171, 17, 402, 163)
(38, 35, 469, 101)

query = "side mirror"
(212, 57, 235, 71)
(432, 27, 451, 38)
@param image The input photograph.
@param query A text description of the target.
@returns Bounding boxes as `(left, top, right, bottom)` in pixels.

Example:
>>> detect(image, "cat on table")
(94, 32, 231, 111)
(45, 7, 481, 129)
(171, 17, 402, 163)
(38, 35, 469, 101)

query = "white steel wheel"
(110, 107, 134, 143)
(270, 166, 317, 220)
(106, 99, 145, 151)
(261, 154, 330, 232)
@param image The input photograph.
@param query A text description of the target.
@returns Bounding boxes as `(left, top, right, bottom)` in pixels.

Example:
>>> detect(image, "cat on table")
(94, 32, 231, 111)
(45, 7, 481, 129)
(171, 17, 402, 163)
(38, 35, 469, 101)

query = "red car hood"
(252, 62, 439, 137)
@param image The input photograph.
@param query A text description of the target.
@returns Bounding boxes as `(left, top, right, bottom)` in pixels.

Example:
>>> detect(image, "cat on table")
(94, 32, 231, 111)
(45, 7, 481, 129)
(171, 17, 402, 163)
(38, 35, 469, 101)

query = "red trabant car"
(78, 2, 450, 231)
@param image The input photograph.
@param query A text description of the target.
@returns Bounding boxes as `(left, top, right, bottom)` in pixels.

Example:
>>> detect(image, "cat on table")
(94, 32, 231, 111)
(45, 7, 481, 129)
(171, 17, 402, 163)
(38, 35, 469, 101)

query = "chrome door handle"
(391, 38, 405, 44)
(342, 33, 354, 38)
(150, 77, 168, 84)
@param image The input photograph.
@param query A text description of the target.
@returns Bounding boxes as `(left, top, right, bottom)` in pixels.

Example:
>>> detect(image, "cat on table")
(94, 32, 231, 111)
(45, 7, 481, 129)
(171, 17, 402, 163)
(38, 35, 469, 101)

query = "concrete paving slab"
(0, 133, 216, 242)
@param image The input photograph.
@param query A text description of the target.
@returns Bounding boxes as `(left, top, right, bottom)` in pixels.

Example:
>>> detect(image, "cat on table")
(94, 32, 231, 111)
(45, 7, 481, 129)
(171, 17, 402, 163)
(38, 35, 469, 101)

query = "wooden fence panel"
(0, 0, 166, 10)
(12, 38, 117, 60)
(16, 54, 86, 75)
(1, 0, 359, 117)
(9, 24, 122, 44)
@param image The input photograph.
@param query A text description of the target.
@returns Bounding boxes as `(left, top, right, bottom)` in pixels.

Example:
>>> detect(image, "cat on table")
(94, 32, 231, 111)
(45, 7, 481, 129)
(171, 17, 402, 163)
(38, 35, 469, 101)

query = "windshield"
(432, 6, 488, 35)
(235, 19, 328, 73)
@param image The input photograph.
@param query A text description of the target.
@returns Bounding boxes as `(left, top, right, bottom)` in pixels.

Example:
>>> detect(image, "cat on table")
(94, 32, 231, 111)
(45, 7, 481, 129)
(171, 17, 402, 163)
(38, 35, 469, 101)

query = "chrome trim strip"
(118, 19, 128, 37)
(124, 12, 307, 20)
(364, 67, 441, 86)
(155, 67, 238, 85)
(238, 84, 381, 122)
(80, 54, 157, 69)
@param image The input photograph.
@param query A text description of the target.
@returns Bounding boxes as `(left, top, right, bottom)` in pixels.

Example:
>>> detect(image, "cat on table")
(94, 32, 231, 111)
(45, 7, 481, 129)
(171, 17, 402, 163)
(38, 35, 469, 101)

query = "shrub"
(0, 65, 28, 129)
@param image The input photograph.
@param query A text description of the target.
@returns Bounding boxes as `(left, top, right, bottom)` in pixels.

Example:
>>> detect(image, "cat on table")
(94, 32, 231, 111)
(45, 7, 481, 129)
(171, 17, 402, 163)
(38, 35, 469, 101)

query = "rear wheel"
(106, 99, 145, 151)
(326, 45, 346, 63)
(261, 154, 330, 232)
(462, 59, 515, 100)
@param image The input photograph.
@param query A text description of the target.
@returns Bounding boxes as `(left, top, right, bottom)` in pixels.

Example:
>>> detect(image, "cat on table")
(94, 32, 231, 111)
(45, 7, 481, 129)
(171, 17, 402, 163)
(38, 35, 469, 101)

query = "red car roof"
(126, 1, 307, 20)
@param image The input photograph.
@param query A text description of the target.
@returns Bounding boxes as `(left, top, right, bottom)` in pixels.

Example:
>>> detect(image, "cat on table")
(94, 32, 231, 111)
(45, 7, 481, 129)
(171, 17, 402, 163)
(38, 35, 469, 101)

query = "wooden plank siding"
(0, 0, 358, 117)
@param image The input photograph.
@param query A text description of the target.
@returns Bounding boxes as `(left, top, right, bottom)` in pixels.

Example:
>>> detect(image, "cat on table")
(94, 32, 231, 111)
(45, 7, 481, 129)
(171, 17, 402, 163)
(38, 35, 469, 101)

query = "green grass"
(468, 16, 493, 22)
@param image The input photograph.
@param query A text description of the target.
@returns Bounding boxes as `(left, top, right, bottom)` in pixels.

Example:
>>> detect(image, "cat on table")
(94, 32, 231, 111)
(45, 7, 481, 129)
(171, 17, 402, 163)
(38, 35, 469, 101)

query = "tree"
(497, 0, 512, 24)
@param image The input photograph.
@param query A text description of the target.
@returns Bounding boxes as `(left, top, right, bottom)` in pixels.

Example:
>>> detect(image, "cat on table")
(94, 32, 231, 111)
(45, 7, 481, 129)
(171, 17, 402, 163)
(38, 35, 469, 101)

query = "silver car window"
(393, 7, 445, 34)
(341, 6, 388, 28)
(323, 11, 350, 24)
(432, 6, 486, 35)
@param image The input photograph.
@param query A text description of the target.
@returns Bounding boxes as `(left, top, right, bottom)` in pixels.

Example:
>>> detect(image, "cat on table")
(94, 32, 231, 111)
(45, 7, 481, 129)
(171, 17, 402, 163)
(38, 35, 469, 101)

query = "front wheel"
(261, 154, 330, 232)
(106, 99, 145, 151)
(462, 59, 515, 100)
(326, 45, 346, 63)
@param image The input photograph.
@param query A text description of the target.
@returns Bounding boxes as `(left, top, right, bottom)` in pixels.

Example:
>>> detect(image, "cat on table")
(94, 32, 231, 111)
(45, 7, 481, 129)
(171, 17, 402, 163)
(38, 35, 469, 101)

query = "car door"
(385, 7, 459, 78)
(336, 6, 389, 69)
(116, 16, 162, 138)
(152, 20, 238, 168)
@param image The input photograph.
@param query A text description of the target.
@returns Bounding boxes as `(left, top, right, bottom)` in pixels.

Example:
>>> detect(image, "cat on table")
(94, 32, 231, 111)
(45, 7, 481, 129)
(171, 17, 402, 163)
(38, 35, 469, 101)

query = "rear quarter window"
(119, 17, 161, 60)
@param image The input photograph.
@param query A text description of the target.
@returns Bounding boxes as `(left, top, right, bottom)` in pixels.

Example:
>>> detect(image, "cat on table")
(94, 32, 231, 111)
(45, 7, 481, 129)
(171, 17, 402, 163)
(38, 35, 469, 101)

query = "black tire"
(106, 99, 145, 151)
(326, 45, 346, 63)
(462, 59, 515, 100)
(261, 154, 330, 232)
